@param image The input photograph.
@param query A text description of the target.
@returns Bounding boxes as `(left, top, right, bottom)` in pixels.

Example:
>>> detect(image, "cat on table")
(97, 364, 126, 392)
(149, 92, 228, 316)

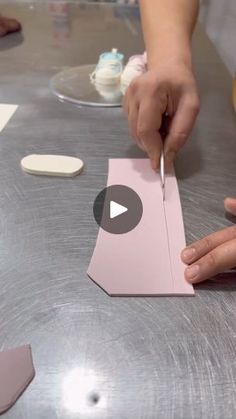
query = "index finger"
(184, 237, 236, 283)
(181, 225, 236, 265)
(137, 99, 164, 170)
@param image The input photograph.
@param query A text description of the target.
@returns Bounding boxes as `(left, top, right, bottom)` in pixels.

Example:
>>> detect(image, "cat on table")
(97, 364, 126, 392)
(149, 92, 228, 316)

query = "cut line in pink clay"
(0, 344, 35, 414)
(88, 159, 194, 296)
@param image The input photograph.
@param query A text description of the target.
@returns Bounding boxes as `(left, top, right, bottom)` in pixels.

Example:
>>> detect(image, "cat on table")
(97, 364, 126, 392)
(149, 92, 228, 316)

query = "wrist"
(147, 35, 193, 71)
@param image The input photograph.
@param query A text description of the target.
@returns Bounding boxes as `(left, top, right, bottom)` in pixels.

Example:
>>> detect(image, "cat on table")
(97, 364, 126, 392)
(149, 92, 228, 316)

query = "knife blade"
(160, 151, 165, 201)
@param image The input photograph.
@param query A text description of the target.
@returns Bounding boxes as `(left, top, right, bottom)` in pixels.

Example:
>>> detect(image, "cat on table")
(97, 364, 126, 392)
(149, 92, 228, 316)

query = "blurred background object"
(48, 2, 71, 47)
(233, 73, 236, 112)
(200, 0, 236, 76)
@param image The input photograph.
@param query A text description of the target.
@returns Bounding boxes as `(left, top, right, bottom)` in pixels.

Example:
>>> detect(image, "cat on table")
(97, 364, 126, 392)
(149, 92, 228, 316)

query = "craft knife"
(160, 150, 165, 201)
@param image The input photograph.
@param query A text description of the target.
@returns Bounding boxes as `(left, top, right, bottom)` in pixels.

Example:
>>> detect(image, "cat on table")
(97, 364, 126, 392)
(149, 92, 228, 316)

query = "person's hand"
(0, 15, 21, 37)
(181, 198, 236, 283)
(123, 62, 199, 170)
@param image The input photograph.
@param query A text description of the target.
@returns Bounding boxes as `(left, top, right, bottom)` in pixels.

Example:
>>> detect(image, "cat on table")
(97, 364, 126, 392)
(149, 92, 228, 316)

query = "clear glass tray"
(50, 64, 123, 107)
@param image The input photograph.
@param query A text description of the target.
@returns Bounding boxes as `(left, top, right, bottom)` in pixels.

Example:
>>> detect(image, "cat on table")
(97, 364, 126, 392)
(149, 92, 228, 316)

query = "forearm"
(139, 0, 199, 69)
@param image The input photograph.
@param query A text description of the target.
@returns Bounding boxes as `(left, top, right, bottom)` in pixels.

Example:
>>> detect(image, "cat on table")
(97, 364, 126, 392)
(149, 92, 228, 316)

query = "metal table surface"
(0, 2, 236, 419)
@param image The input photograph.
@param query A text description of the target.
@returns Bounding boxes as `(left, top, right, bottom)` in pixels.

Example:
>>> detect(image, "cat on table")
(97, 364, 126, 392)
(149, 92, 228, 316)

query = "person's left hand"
(181, 198, 236, 283)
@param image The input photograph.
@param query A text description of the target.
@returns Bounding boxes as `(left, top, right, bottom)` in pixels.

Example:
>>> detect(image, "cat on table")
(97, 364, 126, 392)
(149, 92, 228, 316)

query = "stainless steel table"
(1, 2, 236, 418)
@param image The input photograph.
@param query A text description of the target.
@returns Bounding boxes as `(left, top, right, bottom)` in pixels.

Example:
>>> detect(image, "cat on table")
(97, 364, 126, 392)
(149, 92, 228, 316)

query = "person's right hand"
(123, 61, 200, 170)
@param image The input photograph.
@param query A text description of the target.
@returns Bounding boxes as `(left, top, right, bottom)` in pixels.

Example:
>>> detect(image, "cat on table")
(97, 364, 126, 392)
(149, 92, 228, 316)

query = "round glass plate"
(50, 64, 123, 108)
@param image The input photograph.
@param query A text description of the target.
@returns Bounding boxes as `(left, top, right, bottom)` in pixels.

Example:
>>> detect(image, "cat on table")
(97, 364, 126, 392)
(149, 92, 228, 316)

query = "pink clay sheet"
(0, 344, 35, 414)
(88, 159, 194, 296)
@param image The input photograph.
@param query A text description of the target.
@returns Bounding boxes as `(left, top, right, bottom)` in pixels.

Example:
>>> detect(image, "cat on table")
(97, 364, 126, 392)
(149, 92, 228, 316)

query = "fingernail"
(185, 265, 200, 282)
(224, 198, 231, 211)
(224, 197, 236, 213)
(182, 247, 196, 263)
(151, 159, 158, 171)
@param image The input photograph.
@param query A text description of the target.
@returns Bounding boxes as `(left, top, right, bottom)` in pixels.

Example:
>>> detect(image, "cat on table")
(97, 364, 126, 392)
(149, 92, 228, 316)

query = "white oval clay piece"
(21, 154, 84, 177)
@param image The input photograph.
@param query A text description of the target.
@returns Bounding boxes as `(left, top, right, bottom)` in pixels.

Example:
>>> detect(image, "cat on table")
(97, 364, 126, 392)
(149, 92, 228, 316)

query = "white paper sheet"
(0, 104, 18, 132)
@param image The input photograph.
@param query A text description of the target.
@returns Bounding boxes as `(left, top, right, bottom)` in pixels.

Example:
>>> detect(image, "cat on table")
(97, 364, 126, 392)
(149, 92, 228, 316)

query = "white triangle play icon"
(110, 200, 128, 219)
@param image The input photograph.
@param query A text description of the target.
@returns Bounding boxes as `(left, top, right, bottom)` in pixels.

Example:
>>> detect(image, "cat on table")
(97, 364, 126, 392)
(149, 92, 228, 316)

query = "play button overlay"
(93, 185, 143, 234)
(110, 201, 128, 219)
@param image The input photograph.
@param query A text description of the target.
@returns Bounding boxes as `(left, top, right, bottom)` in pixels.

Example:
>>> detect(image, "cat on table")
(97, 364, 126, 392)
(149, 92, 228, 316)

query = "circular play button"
(93, 185, 143, 234)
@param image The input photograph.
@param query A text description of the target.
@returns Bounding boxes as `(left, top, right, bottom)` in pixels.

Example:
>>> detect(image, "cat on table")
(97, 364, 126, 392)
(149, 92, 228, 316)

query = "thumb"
(224, 197, 236, 216)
